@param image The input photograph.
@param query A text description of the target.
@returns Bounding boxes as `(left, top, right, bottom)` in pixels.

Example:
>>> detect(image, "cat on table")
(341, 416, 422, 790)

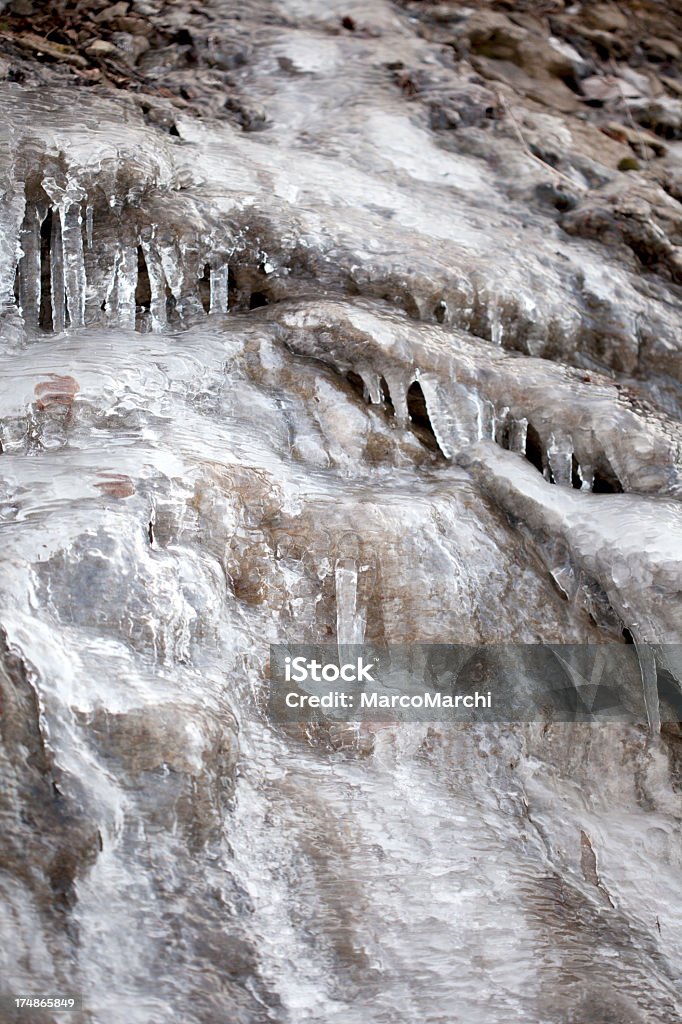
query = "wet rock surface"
(0, 1, 681, 1022)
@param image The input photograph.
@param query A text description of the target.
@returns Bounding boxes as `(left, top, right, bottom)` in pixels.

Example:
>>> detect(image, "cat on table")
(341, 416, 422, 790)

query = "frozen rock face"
(0, 1, 681, 1022)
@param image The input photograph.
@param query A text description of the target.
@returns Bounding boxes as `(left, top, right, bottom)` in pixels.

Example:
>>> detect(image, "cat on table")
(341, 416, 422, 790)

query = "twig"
(494, 87, 587, 192)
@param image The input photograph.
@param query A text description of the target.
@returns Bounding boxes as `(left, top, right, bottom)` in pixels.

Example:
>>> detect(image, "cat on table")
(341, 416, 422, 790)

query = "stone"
(643, 36, 680, 62)
(583, 3, 629, 34)
(458, 10, 582, 113)
(110, 31, 150, 63)
(94, 2, 130, 22)
(84, 39, 122, 58)
(627, 97, 682, 140)
(601, 120, 667, 154)
(547, 35, 593, 79)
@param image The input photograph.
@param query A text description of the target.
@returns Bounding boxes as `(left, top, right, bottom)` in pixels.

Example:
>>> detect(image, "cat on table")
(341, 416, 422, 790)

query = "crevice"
(379, 376, 395, 416)
(434, 300, 446, 324)
(407, 380, 440, 453)
(346, 371, 366, 400)
(166, 285, 178, 322)
(228, 266, 238, 309)
(135, 244, 151, 322)
(571, 454, 582, 490)
(198, 262, 211, 315)
(38, 208, 53, 332)
(524, 422, 544, 475)
(249, 291, 269, 310)
(592, 457, 623, 494)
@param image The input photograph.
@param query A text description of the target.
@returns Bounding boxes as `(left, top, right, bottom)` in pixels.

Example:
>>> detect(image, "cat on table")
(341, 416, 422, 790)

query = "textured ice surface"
(0, 1, 681, 1022)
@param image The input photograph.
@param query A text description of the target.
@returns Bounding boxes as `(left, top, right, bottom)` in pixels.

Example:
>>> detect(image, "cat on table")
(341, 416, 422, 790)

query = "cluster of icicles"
(11, 189, 682, 513)
(14, 190, 230, 335)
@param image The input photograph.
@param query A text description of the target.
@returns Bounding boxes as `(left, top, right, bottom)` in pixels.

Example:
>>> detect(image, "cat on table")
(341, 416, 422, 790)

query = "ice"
(0, 10, 680, 1023)
(335, 557, 365, 646)
(208, 263, 229, 315)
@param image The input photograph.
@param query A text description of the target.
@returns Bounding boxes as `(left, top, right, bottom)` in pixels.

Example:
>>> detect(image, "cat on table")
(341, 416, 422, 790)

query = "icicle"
(41, 177, 87, 330)
(335, 557, 365, 646)
(114, 246, 138, 329)
(355, 367, 382, 405)
(381, 369, 410, 424)
(157, 242, 184, 315)
(50, 210, 66, 333)
(60, 201, 86, 328)
(509, 416, 528, 454)
(547, 433, 573, 487)
(577, 460, 594, 491)
(17, 204, 46, 326)
(141, 242, 168, 331)
(474, 395, 495, 441)
(209, 264, 229, 314)
(446, 382, 482, 448)
(489, 296, 503, 346)
(85, 205, 94, 249)
(634, 639, 661, 734)
(418, 376, 453, 458)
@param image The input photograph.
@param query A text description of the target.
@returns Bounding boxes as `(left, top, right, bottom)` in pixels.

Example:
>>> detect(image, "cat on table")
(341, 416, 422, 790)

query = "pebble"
(85, 39, 121, 58)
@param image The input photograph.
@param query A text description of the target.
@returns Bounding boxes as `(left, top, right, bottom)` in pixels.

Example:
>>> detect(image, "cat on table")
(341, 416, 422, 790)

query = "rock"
(627, 97, 682, 140)
(618, 157, 641, 172)
(561, 181, 682, 283)
(110, 31, 150, 63)
(458, 10, 582, 113)
(207, 47, 250, 71)
(224, 97, 268, 131)
(583, 3, 629, 34)
(661, 76, 682, 98)
(547, 36, 593, 79)
(572, 26, 628, 59)
(643, 36, 681, 62)
(94, 2, 130, 22)
(601, 121, 667, 157)
(580, 75, 626, 104)
(618, 67, 655, 98)
(84, 39, 122, 59)
(8, 0, 35, 14)
(114, 15, 149, 33)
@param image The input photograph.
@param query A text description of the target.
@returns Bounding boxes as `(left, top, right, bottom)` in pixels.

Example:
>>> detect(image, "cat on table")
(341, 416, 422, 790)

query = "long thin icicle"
(60, 201, 86, 328)
(17, 204, 46, 326)
(635, 640, 661, 734)
(50, 209, 66, 333)
(209, 264, 229, 314)
(141, 242, 168, 331)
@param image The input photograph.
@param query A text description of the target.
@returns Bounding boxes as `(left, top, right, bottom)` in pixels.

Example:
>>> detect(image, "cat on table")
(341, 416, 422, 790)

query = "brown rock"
(583, 3, 629, 34)
(110, 30, 150, 62)
(94, 2, 130, 22)
(561, 180, 682, 282)
(85, 39, 122, 58)
(601, 120, 667, 156)
(643, 36, 681, 62)
(459, 11, 581, 113)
